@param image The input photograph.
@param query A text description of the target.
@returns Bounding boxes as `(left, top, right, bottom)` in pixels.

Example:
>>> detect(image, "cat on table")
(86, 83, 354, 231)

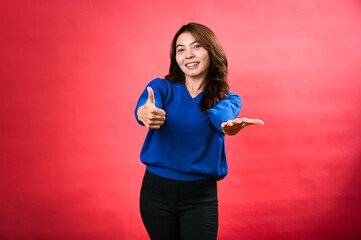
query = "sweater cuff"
(208, 108, 234, 132)
(208, 94, 242, 132)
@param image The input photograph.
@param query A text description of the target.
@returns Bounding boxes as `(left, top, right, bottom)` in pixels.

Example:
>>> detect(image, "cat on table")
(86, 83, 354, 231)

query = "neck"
(185, 77, 204, 98)
(185, 76, 204, 91)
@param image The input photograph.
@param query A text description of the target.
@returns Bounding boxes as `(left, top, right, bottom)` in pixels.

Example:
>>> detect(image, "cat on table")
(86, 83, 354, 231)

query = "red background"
(1, 0, 361, 239)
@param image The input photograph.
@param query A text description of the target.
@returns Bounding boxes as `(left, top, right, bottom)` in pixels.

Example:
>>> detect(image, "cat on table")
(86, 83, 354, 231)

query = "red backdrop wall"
(1, 0, 361, 239)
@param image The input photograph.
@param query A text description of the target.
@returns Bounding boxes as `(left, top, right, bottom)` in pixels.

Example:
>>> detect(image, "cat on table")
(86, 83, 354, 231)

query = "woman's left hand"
(221, 117, 264, 136)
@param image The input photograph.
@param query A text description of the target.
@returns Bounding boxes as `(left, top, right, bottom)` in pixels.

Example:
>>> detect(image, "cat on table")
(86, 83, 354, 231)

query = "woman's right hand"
(137, 87, 166, 129)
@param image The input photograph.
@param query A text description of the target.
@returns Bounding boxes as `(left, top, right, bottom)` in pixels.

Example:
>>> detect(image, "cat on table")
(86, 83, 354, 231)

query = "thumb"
(147, 87, 155, 105)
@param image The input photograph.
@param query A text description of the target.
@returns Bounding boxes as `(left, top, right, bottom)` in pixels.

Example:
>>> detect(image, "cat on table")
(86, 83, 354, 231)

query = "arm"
(208, 93, 264, 136)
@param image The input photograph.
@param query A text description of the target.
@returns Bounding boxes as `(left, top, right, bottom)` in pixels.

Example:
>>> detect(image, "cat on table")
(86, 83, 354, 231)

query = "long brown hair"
(165, 23, 229, 112)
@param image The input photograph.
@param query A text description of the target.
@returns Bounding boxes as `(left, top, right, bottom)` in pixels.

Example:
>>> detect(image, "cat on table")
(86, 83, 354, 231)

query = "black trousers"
(140, 170, 218, 240)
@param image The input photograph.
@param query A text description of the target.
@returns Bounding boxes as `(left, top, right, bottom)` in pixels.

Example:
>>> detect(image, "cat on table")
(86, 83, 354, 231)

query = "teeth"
(186, 63, 198, 67)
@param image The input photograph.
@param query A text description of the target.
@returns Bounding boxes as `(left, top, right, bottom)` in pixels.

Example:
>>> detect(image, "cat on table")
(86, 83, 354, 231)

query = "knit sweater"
(135, 78, 242, 181)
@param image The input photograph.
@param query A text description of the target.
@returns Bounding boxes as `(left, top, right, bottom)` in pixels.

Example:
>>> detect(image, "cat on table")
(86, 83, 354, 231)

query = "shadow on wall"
(317, 154, 361, 240)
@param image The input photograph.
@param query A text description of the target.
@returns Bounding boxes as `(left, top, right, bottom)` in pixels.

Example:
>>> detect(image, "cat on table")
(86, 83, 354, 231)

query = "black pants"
(140, 170, 218, 240)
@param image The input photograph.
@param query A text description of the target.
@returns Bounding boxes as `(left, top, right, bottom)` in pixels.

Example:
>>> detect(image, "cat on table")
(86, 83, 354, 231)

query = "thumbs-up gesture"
(137, 87, 166, 129)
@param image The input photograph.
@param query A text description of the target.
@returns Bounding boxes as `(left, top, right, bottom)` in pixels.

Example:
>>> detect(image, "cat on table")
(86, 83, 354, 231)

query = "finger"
(239, 117, 263, 125)
(142, 120, 150, 128)
(148, 124, 162, 129)
(255, 119, 265, 125)
(222, 119, 235, 129)
(145, 114, 165, 123)
(148, 114, 166, 121)
(147, 87, 155, 104)
(226, 119, 233, 127)
(149, 120, 165, 125)
(232, 118, 243, 124)
(151, 108, 166, 117)
(221, 122, 230, 129)
(244, 118, 264, 125)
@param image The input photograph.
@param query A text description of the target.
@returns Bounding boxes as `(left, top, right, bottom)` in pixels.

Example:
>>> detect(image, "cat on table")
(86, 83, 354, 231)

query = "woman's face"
(175, 32, 210, 82)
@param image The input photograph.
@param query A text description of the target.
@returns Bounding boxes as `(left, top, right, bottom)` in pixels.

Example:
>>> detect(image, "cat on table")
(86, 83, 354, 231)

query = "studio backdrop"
(1, 0, 360, 239)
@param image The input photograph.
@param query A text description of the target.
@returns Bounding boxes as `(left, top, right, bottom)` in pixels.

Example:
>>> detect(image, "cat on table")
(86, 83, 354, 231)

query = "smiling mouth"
(185, 62, 199, 67)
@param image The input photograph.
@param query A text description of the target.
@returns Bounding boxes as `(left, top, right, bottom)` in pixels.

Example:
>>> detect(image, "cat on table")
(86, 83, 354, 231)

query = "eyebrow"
(176, 41, 199, 48)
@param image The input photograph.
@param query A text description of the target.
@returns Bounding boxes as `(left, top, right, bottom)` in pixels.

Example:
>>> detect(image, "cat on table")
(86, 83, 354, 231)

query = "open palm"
(221, 117, 264, 135)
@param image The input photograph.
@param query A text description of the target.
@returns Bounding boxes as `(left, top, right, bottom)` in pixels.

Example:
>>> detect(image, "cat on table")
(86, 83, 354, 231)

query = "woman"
(135, 23, 263, 240)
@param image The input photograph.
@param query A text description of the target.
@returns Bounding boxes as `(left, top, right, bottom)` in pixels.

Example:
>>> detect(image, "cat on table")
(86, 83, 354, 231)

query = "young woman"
(135, 23, 263, 240)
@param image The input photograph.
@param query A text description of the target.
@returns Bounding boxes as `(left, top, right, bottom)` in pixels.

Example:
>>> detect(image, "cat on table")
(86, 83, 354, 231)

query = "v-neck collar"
(182, 84, 203, 101)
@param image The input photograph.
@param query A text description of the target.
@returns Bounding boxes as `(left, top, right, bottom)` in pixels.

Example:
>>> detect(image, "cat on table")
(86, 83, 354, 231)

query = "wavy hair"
(165, 23, 229, 112)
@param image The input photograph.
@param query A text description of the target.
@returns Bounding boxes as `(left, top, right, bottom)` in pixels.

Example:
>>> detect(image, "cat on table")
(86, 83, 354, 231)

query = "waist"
(146, 165, 219, 181)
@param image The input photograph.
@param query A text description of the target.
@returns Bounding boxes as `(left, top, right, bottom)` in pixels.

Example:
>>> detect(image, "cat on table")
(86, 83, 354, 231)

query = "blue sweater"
(135, 78, 242, 181)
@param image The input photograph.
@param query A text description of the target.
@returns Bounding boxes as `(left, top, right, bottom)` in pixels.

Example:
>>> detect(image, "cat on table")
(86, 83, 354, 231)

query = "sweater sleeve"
(208, 92, 242, 132)
(134, 78, 165, 125)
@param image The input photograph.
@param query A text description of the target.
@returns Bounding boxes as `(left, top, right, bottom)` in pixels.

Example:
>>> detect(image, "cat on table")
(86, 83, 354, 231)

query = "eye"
(177, 48, 184, 53)
(194, 44, 201, 49)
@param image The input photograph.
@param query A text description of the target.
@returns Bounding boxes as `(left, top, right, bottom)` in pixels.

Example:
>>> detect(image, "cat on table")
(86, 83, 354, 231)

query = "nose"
(185, 48, 194, 59)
